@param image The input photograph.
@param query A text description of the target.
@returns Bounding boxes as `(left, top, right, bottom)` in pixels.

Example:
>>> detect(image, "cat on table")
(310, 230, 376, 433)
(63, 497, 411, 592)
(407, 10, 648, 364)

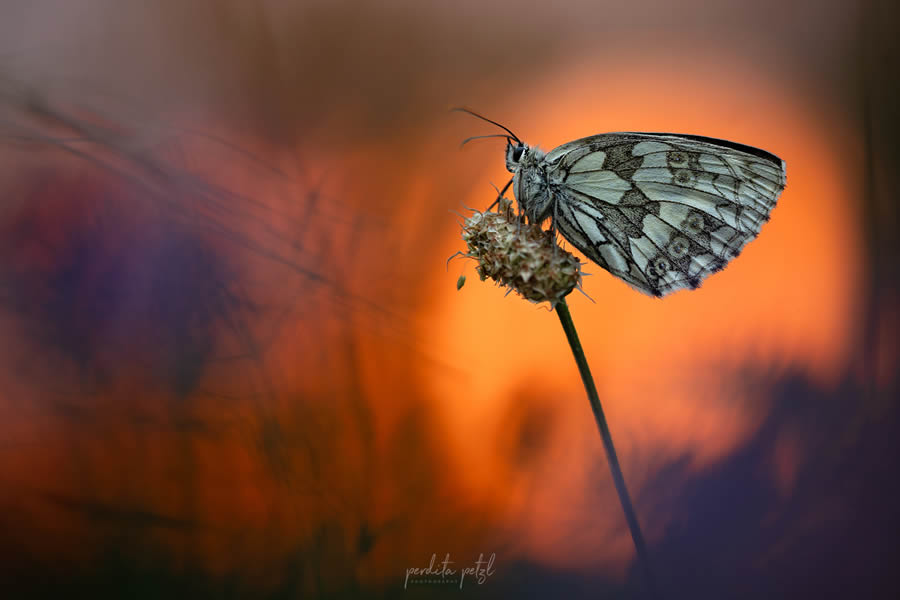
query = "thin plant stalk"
(555, 297, 659, 599)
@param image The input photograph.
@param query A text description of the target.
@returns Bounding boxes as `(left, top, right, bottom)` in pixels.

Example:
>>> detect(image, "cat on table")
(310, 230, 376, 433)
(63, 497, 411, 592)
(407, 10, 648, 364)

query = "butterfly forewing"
(536, 132, 785, 296)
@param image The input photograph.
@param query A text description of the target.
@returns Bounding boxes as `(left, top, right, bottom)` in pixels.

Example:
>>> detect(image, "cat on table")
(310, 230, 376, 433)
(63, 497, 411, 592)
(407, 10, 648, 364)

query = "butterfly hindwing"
(555, 193, 655, 293)
(542, 133, 785, 296)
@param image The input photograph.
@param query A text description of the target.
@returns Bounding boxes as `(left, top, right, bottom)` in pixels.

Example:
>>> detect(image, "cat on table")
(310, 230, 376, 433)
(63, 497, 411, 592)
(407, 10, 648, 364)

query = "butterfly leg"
(550, 192, 560, 256)
(487, 177, 513, 211)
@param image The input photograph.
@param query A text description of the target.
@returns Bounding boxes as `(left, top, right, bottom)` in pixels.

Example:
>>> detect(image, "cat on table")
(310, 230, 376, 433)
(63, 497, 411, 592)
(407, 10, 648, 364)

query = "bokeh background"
(1, 0, 898, 598)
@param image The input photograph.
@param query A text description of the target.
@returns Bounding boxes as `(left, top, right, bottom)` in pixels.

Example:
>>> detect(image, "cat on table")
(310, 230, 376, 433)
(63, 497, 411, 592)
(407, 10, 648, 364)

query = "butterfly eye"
(512, 146, 525, 162)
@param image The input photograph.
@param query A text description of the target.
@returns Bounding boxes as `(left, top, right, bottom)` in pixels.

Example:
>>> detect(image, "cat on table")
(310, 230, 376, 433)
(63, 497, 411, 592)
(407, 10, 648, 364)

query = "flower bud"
(460, 198, 583, 307)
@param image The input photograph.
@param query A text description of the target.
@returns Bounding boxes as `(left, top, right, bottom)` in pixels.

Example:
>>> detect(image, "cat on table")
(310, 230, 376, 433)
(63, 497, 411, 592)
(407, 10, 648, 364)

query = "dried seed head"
(459, 198, 583, 307)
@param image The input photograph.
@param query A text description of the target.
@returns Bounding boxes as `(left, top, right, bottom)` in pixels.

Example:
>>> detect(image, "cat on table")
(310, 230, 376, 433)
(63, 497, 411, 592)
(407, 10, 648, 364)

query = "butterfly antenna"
(460, 133, 514, 147)
(452, 107, 522, 145)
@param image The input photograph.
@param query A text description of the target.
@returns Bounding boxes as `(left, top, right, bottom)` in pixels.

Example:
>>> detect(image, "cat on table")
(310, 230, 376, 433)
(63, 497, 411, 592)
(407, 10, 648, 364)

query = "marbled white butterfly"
(459, 109, 786, 297)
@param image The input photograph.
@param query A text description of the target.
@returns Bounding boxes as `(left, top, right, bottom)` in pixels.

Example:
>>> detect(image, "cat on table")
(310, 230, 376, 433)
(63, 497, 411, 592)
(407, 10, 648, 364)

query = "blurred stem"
(555, 298, 659, 599)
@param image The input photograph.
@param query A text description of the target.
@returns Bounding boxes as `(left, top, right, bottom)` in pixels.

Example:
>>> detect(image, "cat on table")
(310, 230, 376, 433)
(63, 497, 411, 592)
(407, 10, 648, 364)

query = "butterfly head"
(453, 108, 528, 172)
(505, 140, 529, 173)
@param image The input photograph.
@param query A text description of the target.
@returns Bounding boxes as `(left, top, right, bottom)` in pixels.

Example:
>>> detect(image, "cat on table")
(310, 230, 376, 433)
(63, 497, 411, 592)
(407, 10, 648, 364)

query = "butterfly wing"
(546, 133, 786, 296)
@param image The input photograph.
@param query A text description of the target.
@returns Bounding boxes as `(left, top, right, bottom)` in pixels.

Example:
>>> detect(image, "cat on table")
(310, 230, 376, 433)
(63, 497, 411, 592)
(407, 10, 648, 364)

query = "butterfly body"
(504, 132, 786, 297)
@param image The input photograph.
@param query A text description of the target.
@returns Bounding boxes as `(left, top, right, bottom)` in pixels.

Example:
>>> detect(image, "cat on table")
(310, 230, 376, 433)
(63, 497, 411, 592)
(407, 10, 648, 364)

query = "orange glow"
(428, 54, 861, 570)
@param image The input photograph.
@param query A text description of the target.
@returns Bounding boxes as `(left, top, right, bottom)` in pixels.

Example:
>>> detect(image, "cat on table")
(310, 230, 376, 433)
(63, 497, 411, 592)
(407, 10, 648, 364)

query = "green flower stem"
(555, 298, 659, 598)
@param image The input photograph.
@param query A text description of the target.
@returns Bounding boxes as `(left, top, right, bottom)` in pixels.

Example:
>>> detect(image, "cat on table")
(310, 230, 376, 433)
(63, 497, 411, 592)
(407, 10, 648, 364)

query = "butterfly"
(457, 109, 786, 297)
